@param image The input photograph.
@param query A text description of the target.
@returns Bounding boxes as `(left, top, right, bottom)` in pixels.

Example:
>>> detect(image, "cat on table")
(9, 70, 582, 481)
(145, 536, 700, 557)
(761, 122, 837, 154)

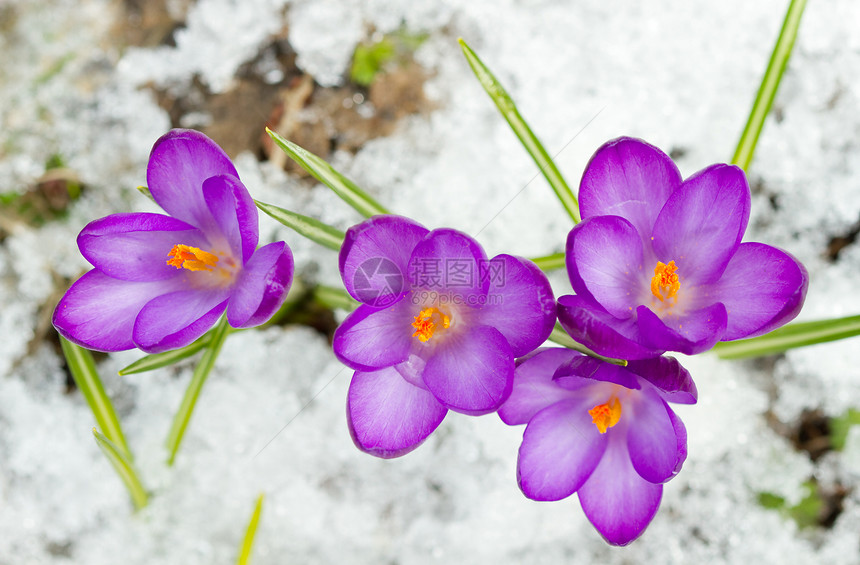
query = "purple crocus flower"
(335, 215, 556, 458)
(499, 347, 696, 546)
(53, 129, 294, 353)
(559, 137, 808, 360)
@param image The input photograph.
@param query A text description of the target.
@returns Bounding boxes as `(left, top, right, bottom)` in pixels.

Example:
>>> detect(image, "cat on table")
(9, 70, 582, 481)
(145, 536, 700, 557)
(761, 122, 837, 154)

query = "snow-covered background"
(2, 0, 860, 563)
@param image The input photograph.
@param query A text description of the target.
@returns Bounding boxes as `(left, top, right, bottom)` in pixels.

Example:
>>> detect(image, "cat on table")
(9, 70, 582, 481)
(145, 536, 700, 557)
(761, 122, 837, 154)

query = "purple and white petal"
(626, 386, 683, 484)
(636, 302, 727, 355)
(578, 432, 663, 546)
(499, 348, 581, 425)
(626, 356, 697, 405)
(227, 241, 294, 328)
(347, 367, 447, 459)
(132, 288, 230, 353)
(422, 325, 514, 415)
(651, 164, 751, 285)
(517, 398, 608, 501)
(579, 137, 682, 238)
(53, 270, 185, 351)
(202, 174, 259, 263)
(407, 228, 489, 302)
(472, 254, 556, 356)
(557, 295, 662, 360)
(340, 215, 429, 305)
(332, 300, 414, 371)
(146, 129, 238, 232)
(77, 213, 204, 282)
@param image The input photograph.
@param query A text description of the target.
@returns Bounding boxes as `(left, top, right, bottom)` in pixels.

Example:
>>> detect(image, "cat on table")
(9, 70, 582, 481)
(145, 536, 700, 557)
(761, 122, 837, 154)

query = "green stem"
(731, 0, 807, 170)
(712, 314, 860, 360)
(547, 324, 627, 366)
(60, 337, 131, 458)
(459, 38, 580, 223)
(165, 317, 232, 465)
(529, 251, 565, 272)
(93, 428, 148, 510)
(237, 494, 265, 565)
(313, 285, 359, 311)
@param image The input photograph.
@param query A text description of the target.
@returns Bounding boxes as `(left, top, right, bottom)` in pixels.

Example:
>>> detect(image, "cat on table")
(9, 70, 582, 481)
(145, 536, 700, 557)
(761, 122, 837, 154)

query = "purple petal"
(422, 325, 514, 415)
(227, 241, 294, 328)
(557, 295, 662, 360)
(636, 303, 727, 355)
(553, 356, 641, 390)
(407, 228, 489, 302)
(651, 164, 751, 284)
(201, 174, 259, 263)
(77, 213, 204, 282)
(666, 403, 688, 475)
(499, 348, 581, 425)
(567, 216, 645, 318)
(332, 300, 414, 371)
(705, 242, 808, 340)
(132, 288, 230, 353)
(339, 215, 428, 306)
(626, 356, 697, 405)
(626, 386, 683, 483)
(347, 367, 448, 458)
(517, 398, 608, 501)
(146, 129, 238, 231)
(578, 432, 663, 546)
(53, 270, 184, 351)
(471, 254, 556, 356)
(579, 137, 682, 239)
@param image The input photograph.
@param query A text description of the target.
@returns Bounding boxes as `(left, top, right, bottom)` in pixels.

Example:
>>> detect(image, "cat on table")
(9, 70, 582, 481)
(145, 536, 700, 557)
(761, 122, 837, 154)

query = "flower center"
(411, 307, 450, 342)
(588, 397, 622, 434)
(650, 260, 680, 303)
(166, 244, 219, 272)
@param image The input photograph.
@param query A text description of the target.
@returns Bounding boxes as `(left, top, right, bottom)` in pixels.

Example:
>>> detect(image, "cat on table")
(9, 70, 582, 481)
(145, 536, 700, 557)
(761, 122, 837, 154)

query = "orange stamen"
(411, 307, 450, 342)
(650, 260, 680, 302)
(166, 244, 219, 272)
(588, 398, 622, 434)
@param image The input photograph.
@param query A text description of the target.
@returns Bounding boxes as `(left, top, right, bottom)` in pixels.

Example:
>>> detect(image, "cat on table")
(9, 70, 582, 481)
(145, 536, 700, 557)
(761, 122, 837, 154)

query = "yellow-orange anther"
(650, 260, 680, 302)
(411, 307, 450, 342)
(166, 244, 219, 272)
(588, 398, 622, 434)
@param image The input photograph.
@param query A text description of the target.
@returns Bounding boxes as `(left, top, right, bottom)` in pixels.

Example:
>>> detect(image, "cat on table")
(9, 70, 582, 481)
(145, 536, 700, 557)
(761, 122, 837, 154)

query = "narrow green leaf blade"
(459, 38, 580, 223)
(237, 494, 265, 565)
(712, 314, 860, 359)
(731, 0, 807, 170)
(313, 285, 359, 311)
(93, 428, 148, 510)
(529, 251, 565, 272)
(255, 200, 345, 251)
(266, 127, 389, 218)
(60, 337, 131, 458)
(547, 324, 627, 366)
(119, 329, 213, 375)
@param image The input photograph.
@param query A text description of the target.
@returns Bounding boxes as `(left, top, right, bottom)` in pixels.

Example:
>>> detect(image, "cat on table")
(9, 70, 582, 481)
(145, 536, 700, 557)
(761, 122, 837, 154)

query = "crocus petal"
(146, 129, 238, 231)
(704, 242, 808, 340)
(132, 288, 230, 353)
(347, 367, 447, 458)
(553, 355, 641, 390)
(407, 228, 489, 302)
(339, 215, 429, 306)
(499, 348, 581, 425)
(227, 241, 294, 329)
(626, 386, 683, 484)
(517, 398, 608, 501)
(422, 325, 514, 415)
(625, 356, 697, 404)
(666, 403, 688, 475)
(578, 433, 663, 546)
(201, 174, 259, 263)
(53, 270, 184, 351)
(472, 254, 556, 356)
(557, 295, 662, 360)
(636, 302, 727, 355)
(77, 213, 204, 282)
(332, 300, 414, 371)
(651, 164, 750, 284)
(566, 216, 645, 318)
(579, 137, 682, 239)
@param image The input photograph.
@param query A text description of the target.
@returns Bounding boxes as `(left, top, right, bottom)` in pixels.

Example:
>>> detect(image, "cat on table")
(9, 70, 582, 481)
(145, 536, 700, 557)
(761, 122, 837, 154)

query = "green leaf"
(831, 408, 860, 451)
(732, 0, 807, 170)
(60, 337, 131, 458)
(711, 314, 860, 360)
(93, 428, 148, 510)
(351, 38, 396, 86)
(758, 481, 824, 529)
(136, 185, 156, 203)
(313, 285, 359, 312)
(547, 324, 627, 366)
(266, 128, 389, 218)
(237, 494, 265, 565)
(458, 38, 580, 223)
(529, 251, 565, 272)
(255, 200, 345, 251)
(119, 329, 214, 375)
(165, 317, 232, 465)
